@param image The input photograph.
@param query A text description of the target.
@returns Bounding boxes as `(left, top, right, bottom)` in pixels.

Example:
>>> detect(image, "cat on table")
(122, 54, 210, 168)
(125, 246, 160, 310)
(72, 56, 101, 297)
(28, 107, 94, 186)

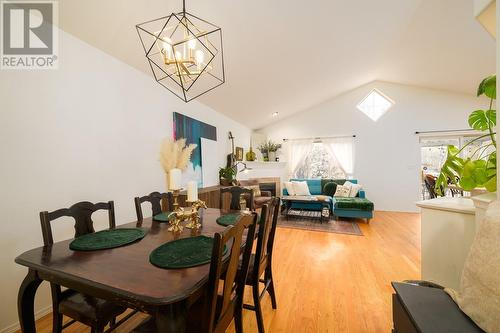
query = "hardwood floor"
(19, 211, 420, 333)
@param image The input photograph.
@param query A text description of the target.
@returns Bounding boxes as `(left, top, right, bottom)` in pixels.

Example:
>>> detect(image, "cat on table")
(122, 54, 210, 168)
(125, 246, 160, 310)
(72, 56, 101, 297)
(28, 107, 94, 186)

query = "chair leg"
(52, 311, 63, 333)
(253, 284, 265, 333)
(234, 307, 244, 333)
(110, 317, 116, 329)
(266, 272, 277, 310)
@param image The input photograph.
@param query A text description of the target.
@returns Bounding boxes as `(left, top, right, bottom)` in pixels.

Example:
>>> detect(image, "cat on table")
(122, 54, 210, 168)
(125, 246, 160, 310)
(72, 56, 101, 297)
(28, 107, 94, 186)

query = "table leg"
(18, 269, 42, 333)
(155, 302, 188, 332)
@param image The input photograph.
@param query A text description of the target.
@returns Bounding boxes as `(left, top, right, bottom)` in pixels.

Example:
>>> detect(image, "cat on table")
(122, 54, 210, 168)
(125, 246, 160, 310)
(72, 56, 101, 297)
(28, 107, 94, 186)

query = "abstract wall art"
(173, 112, 217, 186)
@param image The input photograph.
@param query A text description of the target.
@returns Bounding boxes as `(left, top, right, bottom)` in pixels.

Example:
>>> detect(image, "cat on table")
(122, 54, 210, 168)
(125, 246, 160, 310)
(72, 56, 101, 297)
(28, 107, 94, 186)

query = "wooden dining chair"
(196, 213, 258, 333)
(133, 213, 259, 333)
(134, 191, 174, 221)
(243, 197, 281, 333)
(40, 201, 131, 333)
(220, 186, 254, 211)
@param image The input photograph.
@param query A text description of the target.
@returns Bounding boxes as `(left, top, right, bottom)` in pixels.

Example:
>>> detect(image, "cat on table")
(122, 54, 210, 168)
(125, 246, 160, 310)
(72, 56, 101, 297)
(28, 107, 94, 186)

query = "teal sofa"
(283, 178, 374, 223)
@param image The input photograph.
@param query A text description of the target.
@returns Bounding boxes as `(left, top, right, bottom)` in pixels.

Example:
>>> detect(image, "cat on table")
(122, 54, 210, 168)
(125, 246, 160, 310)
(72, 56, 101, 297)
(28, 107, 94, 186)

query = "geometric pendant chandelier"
(136, 0, 225, 102)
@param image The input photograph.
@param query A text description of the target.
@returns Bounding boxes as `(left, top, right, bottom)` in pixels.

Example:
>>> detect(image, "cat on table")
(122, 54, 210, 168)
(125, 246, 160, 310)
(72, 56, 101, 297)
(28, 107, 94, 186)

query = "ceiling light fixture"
(272, 112, 279, 117)
(136, 0, 225, 102)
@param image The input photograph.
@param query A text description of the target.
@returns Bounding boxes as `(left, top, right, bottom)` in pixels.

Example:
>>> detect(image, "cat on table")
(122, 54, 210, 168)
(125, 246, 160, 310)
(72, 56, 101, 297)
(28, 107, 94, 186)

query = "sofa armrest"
(260, 190, 272, 197)
(358, 190, 366, 199)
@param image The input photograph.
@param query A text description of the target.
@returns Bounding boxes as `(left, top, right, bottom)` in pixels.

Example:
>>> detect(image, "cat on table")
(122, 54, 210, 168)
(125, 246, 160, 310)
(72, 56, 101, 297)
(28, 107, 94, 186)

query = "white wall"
(258, 81, 488, 212)
(0, 29, 250, 331)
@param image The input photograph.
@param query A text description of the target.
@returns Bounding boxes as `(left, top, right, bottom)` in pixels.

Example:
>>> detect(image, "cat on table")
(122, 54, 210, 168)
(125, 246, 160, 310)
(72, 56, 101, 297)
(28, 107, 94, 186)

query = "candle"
(169, 168, 182, 190)
(187, 181, 198, 202)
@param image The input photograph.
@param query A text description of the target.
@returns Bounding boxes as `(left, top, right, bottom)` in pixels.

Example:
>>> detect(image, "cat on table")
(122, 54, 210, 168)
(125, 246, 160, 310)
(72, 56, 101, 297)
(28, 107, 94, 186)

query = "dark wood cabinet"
(392, 282, 484, 333)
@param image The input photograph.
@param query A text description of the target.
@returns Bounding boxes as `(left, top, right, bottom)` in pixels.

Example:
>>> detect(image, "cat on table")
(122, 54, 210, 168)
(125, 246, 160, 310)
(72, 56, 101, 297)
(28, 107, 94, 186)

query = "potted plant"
(257, 140, 282, 162)
(219, 166, 237, 186)
(435, 75, 496, 195)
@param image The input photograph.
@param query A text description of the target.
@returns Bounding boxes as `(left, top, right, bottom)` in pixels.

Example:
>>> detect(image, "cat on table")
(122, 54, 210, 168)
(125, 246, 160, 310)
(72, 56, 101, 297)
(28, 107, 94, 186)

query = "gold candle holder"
(185, 200, 207, 229)
(168, 189, 183, 232)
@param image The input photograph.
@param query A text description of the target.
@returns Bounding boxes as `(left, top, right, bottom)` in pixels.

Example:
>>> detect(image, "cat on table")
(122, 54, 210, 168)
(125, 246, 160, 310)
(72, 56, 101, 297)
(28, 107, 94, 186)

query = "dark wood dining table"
(15, 208, 240, 333)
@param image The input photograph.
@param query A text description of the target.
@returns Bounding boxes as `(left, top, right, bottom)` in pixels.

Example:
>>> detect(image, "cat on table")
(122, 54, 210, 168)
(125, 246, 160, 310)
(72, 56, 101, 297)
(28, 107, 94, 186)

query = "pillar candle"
(169, 168, 182, 190)
(187, 181, 198, 202)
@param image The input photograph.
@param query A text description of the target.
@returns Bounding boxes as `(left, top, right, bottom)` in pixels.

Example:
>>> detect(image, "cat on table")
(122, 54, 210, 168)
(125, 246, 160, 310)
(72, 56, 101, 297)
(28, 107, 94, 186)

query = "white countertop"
(416, 197, 476, 215)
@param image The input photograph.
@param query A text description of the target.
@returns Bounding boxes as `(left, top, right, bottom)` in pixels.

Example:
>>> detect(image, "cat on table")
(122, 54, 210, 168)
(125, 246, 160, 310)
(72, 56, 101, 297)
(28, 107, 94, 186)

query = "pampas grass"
(159, 137, 197, 173)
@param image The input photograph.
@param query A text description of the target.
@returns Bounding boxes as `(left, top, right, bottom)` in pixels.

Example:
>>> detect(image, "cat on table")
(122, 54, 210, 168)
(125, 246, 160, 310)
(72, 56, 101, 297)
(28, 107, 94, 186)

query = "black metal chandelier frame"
(136, 0, 225, 102)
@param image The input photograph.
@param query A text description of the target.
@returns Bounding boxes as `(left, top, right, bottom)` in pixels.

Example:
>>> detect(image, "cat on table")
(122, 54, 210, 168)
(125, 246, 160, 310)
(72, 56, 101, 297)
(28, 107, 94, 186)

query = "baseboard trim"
(0, 305, 52, 333)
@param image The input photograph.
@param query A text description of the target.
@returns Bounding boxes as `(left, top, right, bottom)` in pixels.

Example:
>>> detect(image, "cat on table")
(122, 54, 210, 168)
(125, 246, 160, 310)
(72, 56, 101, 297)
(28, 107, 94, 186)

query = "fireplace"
(259, 182, 277, 196)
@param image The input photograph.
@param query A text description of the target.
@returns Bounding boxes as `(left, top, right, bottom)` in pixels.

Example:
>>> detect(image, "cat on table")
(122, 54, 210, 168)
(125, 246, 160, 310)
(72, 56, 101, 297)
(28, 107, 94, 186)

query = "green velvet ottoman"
(332, 197, 374, 223)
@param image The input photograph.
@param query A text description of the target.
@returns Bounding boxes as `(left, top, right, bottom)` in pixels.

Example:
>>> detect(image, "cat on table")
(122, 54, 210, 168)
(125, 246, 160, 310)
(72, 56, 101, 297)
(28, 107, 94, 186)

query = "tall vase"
(268, 151, 276, 162)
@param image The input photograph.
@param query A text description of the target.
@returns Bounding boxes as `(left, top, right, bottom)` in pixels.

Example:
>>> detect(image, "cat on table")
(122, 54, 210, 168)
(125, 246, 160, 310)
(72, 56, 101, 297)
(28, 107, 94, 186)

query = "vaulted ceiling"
(58, 0, 495, 129)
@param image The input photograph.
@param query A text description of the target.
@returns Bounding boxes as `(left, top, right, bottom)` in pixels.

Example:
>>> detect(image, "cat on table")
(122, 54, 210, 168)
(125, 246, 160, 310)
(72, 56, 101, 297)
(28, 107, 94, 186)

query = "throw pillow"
(283, 181, 296, 196)
(445, 200, 500, 333)
(292, 181, 311, 196)
(323, 181, 337, 197)
(344, 181, 363, 197)
(246, 185, 261, 197)
(334, 183, 352, 197)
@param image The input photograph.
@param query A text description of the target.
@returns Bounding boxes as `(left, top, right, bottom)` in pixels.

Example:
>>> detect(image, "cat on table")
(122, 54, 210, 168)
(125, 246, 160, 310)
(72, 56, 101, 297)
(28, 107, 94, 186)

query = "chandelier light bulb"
(161, 37, 173, 60)
(175, 50, 182, 61)
(195, 50, 204, 68)
(187, 38, 197, 49)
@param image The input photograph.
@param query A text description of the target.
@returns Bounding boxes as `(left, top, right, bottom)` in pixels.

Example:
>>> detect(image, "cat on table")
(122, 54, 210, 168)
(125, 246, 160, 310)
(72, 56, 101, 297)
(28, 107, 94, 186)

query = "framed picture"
(235, 147, 244, 161)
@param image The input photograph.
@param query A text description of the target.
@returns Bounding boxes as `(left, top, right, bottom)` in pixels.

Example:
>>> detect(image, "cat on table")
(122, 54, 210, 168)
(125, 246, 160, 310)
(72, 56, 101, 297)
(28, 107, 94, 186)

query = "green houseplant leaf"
(434, 75, 496, 196)
(468, 109, 496, 131)
(477, 75, 496, 99)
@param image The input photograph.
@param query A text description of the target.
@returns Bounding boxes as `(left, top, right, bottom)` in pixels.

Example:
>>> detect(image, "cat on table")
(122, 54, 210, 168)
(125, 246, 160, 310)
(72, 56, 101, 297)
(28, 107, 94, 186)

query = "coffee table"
(281, 195, 330, 222)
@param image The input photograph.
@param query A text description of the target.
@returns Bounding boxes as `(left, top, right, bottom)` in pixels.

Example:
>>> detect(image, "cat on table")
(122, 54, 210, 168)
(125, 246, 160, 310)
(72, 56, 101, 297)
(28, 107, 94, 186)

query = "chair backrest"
(134, 191, 173, 221)
(220, 186, 254, 210)
(205, 213, 258, 333)
(39, 201, 115, 246)
(424, 174, 438, 198)
(253, 197, 280, 280)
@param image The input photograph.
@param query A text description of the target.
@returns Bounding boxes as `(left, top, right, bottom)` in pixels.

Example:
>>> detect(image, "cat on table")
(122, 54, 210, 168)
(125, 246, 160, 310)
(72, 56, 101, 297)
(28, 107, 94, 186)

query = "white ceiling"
(58, 0, 495, 129)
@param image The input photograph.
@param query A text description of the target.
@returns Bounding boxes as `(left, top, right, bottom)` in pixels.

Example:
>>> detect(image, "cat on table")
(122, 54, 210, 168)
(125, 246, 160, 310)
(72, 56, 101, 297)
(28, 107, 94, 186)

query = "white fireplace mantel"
(237, 161, 288, 184)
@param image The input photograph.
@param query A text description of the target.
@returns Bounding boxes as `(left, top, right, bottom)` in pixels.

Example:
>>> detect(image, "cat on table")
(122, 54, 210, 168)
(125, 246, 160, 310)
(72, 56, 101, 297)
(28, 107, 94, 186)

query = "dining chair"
(132, 213, 259, 333)
(195, 213, 258, 333)
(220, 186, 254, 211)
(40, 201, 133, 333)
(243, 197, 281, 333)
(134, 191, 174, 221)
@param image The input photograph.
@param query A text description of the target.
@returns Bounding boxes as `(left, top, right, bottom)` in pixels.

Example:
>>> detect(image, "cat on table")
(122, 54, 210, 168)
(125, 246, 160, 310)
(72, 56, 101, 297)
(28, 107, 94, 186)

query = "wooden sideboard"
(164, 177, 281, 210)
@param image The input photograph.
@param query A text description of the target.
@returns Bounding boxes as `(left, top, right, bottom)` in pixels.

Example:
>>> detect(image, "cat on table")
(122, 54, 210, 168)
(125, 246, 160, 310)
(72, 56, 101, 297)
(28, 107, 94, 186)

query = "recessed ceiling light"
(272, 112, 279, 117)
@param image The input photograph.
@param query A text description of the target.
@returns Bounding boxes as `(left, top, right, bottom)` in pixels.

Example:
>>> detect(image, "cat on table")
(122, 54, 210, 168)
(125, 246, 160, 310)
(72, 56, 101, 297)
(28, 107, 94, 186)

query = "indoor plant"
(219, 166, 237, 186)
(159, 137, 197, 190)
(257, 140, 282, 162)
(435, 75, 496, 195)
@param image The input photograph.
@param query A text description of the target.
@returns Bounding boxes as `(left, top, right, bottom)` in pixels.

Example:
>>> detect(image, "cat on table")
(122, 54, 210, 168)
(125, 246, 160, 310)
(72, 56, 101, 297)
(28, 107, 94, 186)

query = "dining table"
(15, 208, 242, 333)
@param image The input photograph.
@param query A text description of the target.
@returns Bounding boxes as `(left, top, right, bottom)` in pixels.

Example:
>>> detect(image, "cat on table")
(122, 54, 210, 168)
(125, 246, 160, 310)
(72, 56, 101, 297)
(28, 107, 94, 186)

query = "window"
(357, 89, 394, 121)
(294, 143, 346, 179)
(420, 135, 494, 175)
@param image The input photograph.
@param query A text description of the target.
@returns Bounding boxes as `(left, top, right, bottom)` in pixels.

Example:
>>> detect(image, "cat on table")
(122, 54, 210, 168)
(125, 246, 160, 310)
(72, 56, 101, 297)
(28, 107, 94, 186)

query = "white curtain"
(323, 137, 355, 176)
(285, 139, 314, 179)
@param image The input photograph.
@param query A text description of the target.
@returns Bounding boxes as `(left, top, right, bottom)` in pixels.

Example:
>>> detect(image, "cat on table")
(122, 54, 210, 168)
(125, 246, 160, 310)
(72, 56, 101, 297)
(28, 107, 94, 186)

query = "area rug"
(277, 216, 363, 236)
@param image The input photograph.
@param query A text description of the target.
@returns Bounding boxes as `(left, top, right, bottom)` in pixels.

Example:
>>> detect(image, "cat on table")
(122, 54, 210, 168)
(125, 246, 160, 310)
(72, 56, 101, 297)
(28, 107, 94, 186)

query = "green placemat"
(150, 236, 226, 269)
(153, 212, 173, 222)
(216, 213, 241, 226)
(69, 228, 146, 251)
